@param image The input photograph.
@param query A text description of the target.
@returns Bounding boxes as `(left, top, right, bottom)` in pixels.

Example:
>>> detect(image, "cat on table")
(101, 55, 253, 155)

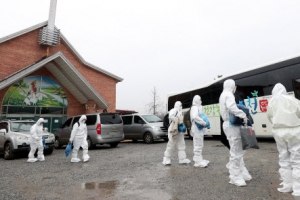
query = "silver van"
(121, 114, 168, 144)
(54, 113, 124, 149)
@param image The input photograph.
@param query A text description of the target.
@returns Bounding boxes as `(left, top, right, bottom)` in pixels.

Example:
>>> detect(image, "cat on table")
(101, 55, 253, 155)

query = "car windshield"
(10, 122, 35, 132)
(141, 115, 163, 123)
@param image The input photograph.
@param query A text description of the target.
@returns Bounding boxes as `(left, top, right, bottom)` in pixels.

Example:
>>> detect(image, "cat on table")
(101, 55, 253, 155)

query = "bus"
(167, 55, 300, 138)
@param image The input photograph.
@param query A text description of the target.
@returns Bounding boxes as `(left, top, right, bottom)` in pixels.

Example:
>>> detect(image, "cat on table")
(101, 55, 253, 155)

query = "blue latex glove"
(65, 142, 72, 157)
(178, 123, 187, 133)
(42, 137, 46, 149)
(195, 113, 210, 130)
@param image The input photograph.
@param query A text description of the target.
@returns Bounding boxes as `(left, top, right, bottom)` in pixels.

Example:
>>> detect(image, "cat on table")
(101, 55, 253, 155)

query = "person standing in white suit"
(267, 83, 300, 196)
(219, 79, 252, 187)
(190, 95, 209, 167)
(27, 118, 45, 162)
(162, 101, 191, 165)
(69, 115, 90, 163)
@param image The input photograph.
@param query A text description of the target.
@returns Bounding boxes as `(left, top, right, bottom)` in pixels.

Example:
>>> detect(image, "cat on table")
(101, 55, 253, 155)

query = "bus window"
(210, 88, 222, 104)
(191, 88, 210, 106)
(177, 92, 192, 109)
(167, 92, 192, 111)
(267, 67, 294, 93)
(293, 78, 300, 100)
(168, 95, 177, 111)
(236, 72, 269, 97)
(201, 92, 210, 106)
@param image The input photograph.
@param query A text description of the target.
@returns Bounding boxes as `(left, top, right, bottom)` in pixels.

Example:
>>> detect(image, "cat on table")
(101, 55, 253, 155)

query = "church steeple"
(39, 0, 60, 47)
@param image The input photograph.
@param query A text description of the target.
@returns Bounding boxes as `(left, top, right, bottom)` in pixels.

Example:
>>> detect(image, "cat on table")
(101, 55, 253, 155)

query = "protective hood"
(79, 115, 87, 125)
(36, 118, 45, 126)
(272, 83, 287, 96)
(223, 79, 236, 93)
(174, 101, 182, 112)
(192, 95, 202, 107)
(268, 83, 300, 128)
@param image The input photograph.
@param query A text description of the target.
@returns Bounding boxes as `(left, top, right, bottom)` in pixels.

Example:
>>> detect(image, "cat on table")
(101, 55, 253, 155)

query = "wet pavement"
(0, 137, 299, 200)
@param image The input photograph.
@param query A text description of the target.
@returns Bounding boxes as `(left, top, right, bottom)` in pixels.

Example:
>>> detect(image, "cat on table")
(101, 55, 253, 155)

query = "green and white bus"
(167, 55, 300, 138)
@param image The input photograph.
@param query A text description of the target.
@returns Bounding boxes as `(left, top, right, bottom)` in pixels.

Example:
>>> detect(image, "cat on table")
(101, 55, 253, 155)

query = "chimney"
(39, 0, 60, 47)
(48, 0, 57, 31)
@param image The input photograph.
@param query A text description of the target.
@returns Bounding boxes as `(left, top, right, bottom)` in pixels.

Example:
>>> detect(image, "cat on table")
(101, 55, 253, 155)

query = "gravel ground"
(0, 137, 299, 200)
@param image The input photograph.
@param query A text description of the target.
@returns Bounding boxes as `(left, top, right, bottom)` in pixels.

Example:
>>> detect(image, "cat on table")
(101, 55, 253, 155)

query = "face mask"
(233, 86, 237, 94)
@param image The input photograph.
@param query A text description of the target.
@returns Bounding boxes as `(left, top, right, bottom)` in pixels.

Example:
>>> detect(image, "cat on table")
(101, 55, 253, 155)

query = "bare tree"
(146, 86, 166, 118)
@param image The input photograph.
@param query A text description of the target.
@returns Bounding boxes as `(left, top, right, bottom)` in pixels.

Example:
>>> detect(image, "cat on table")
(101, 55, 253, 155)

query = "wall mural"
(202, 90, 268, 117)
(246, 90, 259, 114)
(203, 104, 220, 117)
(3, 76, 68, 107)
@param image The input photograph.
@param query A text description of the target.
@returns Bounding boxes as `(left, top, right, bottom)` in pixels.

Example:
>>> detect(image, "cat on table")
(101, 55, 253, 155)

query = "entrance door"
(51, 117, 63, 133)
(42, 117, 52, 133)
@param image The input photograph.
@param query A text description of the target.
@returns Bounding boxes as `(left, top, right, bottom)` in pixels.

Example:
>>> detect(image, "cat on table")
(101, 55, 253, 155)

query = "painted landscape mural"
(3, 76, 68, 107)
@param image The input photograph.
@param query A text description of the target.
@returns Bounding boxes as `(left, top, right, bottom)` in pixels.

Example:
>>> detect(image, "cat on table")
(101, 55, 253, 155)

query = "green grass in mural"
(3, 86, 67, 107)
(3, 87, 28, 105)
(37, 97, 65, 106)
(43, 88, 66, 96)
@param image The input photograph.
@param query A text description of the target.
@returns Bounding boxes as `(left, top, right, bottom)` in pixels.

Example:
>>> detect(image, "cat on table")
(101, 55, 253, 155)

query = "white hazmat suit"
(69, 115, 90, 163)
(219, 79, 252, 187)
(267, 83, 300, 196)
(162, 101, 191, 165)
(190, 95, 210, 167)
(27, 118, 45, 162)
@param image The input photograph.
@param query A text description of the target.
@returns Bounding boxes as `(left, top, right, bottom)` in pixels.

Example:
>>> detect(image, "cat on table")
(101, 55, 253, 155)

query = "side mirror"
(138, 120, 144, 124)
(0, 128, 7, 135)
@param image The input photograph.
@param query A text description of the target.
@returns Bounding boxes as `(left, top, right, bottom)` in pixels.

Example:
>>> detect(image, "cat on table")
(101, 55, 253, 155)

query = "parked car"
(121, 114, 168, 144)
(54, 113, 124, 149)
(0, 119, 55, 160)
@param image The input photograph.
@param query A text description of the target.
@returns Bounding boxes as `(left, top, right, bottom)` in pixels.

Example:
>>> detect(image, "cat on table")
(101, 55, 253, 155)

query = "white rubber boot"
(179, 158, 191, 164)
(278, 168, 293, 193)
(194, 160, 209, 168)
(27, 158, 38, 163)
(292, 168, 300, 196)
(241, 166, 252, 181)
(71, 158, 81, 163)
(162, 157, 171, 165)
(38, 155, 45, 162)
(229, 168, 247, 187)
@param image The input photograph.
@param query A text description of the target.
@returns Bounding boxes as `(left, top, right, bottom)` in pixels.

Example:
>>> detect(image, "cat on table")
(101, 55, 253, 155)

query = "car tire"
(144, 132, 154, 144)
(4, 142, 15, 160)
(87, 137, 93, 150)
(54, 137, 62, 149)
(44, 148, 54, 155)
(109, 142, 119, 148)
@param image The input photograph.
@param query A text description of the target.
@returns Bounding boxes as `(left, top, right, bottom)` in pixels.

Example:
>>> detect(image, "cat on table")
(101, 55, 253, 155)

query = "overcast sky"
(1, 0, 300, 113)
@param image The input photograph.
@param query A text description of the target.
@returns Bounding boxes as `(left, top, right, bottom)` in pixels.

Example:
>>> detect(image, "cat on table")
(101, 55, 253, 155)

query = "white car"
(0, 119, 55, 160)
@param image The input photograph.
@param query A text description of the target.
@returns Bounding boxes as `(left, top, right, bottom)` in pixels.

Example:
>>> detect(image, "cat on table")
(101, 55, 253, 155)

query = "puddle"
(81, 176, 176, 199)
(82, 181, 118, 191)
(81, 180, 119, 197)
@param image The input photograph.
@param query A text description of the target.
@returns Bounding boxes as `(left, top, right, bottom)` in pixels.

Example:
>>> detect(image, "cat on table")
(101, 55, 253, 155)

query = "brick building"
(0, 21, 123, 133)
